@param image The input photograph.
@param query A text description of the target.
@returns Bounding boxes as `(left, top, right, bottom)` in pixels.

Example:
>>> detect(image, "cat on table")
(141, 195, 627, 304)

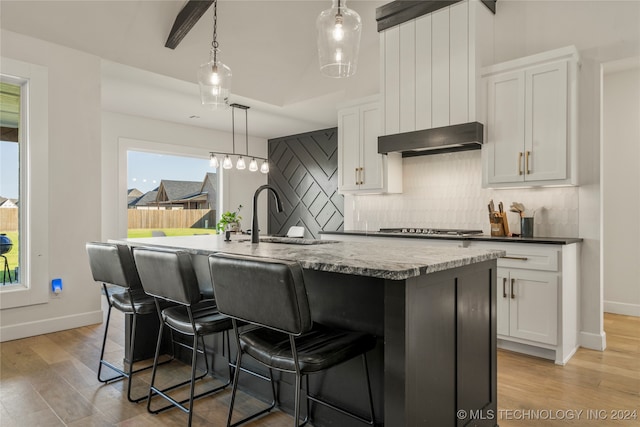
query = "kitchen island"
(115, 235, 505, 427)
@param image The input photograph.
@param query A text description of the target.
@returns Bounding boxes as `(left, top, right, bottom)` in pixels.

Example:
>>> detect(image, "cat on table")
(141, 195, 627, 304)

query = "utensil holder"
(520, 217, 534, 238)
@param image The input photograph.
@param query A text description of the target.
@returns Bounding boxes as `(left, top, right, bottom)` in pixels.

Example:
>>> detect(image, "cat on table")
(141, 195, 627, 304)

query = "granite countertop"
(320, 230, 583, 245)
(115, 235, 505, 281)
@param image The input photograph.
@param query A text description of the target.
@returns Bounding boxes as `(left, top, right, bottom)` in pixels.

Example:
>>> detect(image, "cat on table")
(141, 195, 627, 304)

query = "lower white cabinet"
(497, 269, 558, 345)
(473, 241, 579, 365)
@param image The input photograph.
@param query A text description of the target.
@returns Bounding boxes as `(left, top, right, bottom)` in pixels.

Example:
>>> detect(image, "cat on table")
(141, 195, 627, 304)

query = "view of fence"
(128, 208, 216, 230)
(0, 209, 18, 231)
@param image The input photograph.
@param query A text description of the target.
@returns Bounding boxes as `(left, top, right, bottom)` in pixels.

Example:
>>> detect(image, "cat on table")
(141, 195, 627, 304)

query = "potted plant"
(217, 205, 243, 241)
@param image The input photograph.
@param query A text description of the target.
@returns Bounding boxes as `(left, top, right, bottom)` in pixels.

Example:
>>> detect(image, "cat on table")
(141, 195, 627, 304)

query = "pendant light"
(198, 0, 232, 109)
(316, 0, 361, 78)
(208, 104, 269, 174)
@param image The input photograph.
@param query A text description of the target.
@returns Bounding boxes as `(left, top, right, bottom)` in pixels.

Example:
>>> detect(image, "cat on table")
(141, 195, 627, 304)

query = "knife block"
(489, 213, 510, 237)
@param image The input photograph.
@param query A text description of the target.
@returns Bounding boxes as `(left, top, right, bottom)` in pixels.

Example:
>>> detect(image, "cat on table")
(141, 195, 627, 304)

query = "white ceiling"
(0, 0, 385, 138)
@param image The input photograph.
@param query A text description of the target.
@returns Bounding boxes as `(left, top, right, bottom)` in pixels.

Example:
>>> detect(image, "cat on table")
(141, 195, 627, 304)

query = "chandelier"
(198, 0, 232, 109)
(209, 104, 269, 173)
(316, 0, 362, 78)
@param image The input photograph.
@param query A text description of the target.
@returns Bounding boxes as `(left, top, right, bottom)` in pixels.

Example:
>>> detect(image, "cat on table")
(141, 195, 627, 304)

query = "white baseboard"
(0, 310, 103, 342)
(579, 330, 607, 351)
(604, 301, 640, 317)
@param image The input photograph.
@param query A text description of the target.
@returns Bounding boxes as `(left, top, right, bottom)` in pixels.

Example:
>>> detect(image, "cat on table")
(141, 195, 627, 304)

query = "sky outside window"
(127, 151, 215, 193)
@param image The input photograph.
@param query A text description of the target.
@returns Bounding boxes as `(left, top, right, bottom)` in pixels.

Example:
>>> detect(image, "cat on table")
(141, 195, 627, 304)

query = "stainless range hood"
(378, 121, 484, 157)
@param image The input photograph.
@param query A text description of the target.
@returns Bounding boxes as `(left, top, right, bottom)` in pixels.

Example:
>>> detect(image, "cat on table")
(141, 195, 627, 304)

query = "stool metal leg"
(227, 320, 277, 427)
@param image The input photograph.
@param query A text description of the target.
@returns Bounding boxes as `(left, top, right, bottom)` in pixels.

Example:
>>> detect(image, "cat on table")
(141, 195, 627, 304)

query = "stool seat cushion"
(110, 289, 157, 315)
(240, 323, 376, 374)
(162, 300, 233, 335)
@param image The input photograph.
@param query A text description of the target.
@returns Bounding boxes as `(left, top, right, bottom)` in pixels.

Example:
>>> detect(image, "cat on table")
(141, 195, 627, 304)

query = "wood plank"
(165, 0, 214, 50)
(376, 0, 497, 32)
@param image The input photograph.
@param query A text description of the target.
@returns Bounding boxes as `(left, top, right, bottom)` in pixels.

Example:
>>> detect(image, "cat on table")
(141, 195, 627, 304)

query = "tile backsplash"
(345, 151, 579, 237)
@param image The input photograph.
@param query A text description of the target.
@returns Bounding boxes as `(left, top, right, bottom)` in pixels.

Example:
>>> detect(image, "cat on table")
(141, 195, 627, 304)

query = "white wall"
(101, 111, 268, 240)
(602, 62, 640, 317)
(0, 30, 103, 340)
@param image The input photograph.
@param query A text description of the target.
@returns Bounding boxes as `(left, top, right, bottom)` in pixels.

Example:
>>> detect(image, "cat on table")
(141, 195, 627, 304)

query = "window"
(125, 148, 218, 237)
(0, 81, 21, 287)
(0, 58, 49, 308)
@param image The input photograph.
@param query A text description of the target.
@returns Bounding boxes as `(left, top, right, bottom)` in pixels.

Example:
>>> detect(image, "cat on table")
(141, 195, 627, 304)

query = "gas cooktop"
(379, 228, 484, 236)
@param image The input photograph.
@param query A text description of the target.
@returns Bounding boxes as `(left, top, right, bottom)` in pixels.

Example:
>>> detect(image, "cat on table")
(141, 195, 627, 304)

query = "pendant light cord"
(231, 103, 235, 155)
(245, 108, 249, 156)
(211, 0, 219, 62)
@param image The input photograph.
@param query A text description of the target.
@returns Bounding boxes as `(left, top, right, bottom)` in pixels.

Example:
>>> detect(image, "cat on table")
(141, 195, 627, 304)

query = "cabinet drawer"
(497, 248, 559, 271)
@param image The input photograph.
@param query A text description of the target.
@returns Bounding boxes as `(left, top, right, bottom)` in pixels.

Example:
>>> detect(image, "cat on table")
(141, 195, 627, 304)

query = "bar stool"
(132, 246, 233, 427)
(86, 242, 160, 403)
(208, 253, 377, 427)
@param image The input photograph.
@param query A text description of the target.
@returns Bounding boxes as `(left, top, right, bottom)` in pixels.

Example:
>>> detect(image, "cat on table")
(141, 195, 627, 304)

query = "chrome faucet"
(251, 185, 284, 243)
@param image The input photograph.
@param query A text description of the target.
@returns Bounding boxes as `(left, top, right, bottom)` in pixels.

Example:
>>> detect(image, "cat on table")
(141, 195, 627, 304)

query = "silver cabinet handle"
(501, 256, 529, 261)
(502, 277, 507, 298)
(511, 278, 516, 299)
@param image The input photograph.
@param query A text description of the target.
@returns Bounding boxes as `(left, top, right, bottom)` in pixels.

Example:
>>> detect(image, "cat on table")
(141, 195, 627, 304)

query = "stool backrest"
(133, 247, 201, 305)
(86, 242, 142, 290)
(208, 253, 312, 336)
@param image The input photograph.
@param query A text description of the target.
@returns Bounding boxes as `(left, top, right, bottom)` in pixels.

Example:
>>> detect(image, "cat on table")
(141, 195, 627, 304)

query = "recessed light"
(189, 115, 200, 119)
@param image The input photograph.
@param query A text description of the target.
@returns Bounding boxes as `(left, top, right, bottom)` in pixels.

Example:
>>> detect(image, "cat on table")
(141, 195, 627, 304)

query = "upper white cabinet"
(338, 98, 402, 194)
(380, 0, 495, 136)
(482, 46, 580, 187)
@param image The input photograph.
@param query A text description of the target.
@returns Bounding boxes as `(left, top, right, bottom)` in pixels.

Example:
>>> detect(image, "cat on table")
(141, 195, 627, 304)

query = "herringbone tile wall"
(268, 128, 343, 238)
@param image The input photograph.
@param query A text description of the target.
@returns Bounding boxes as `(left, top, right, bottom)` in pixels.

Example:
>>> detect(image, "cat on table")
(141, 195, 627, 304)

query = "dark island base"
(127, 258, 497, 427)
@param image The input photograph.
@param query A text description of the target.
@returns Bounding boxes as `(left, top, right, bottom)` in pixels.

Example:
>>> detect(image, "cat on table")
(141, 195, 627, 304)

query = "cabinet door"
(359, 104, 384, 191)
(524, 61, 568, 182)
(496, 272, 510, 336)
(486, 71, 526, 184)
(509, 270, 558, 345)
(338, 107, 361, 192)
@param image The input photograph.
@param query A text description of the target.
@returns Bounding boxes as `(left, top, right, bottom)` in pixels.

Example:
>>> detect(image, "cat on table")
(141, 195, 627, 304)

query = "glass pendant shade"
(260, 160, 270, 174)
(198, 48, 232, 109)
(236, 156, 246, 170)
(249, 158, 258, 172)
(209, 153, 220, 168)
(222, 155, 233, 169)
(316, 0, 361, 78)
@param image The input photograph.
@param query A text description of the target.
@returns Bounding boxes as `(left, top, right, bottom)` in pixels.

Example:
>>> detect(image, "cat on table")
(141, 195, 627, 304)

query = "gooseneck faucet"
(251, 185, 284, 243)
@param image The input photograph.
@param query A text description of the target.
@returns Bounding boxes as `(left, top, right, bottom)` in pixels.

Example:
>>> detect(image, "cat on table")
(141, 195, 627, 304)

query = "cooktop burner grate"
(379, 228, 483, 236)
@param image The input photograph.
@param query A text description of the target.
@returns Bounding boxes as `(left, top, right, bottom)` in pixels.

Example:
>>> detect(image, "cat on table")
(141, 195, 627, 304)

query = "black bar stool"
(133, 246, 233, 427)
(208, 253, 377, 427)
(86, 242, 161, 403)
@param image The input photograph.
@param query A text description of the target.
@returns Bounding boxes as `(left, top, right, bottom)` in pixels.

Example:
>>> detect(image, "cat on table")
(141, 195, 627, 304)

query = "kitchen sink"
(236, 236, 337, 245)
(260, 237, 337, 245)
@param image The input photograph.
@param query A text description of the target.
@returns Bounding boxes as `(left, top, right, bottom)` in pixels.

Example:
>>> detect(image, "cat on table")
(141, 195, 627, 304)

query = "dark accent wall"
(268, 128, 343, 239)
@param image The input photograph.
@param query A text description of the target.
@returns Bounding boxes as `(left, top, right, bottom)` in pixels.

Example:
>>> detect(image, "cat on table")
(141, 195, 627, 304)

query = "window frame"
(118, 137, 223, 237)
(0, 58, 49, 309)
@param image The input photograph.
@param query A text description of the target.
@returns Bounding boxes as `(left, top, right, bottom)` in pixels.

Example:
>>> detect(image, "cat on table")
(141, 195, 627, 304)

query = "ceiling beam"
(165, 0, 214, 50)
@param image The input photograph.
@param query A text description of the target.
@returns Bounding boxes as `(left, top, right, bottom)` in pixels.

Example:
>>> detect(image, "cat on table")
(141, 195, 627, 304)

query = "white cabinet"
(482, 46, 580, 186)
(473, 241, 579, 365)
(380, 0, 494, 135)
(497, 269, 558, 346)
(338, 99, 402, 194)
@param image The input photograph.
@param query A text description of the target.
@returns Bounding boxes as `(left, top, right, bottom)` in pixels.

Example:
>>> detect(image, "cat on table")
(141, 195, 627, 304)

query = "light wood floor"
(1, 306, 638, 426)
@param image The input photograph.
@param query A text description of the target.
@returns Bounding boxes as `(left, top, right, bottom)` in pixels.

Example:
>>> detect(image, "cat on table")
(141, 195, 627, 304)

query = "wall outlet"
(51, 278, 63, 295)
